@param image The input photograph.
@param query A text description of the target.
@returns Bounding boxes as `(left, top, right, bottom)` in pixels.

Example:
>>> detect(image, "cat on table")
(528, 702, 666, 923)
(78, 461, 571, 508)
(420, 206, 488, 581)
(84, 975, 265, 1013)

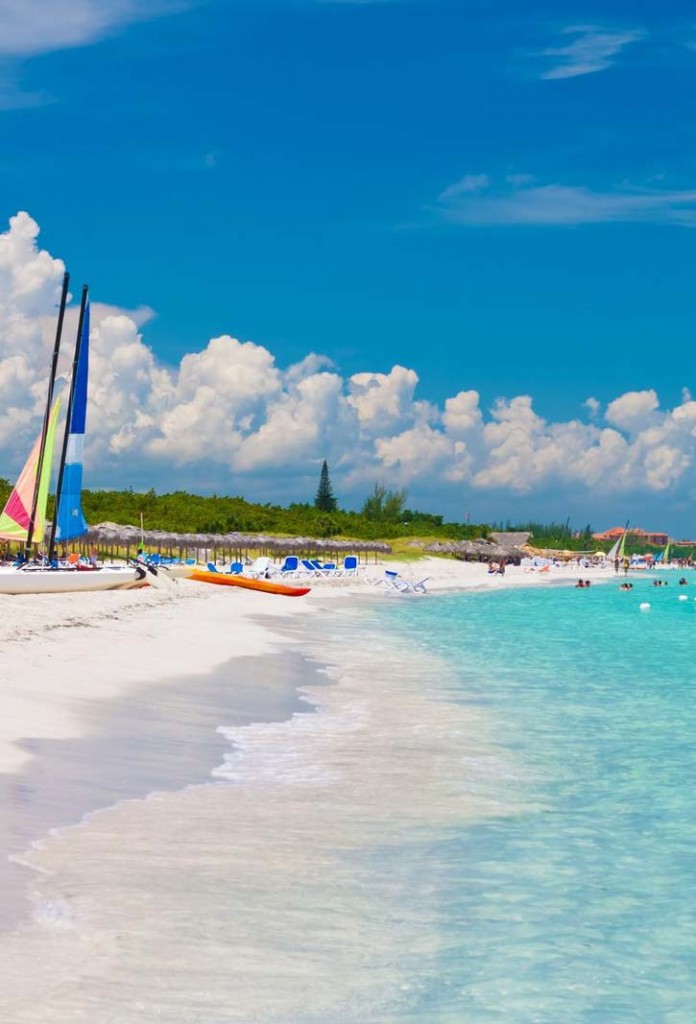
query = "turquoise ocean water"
(9, 578, 696, 1023)
(365, 578, 696, 1022)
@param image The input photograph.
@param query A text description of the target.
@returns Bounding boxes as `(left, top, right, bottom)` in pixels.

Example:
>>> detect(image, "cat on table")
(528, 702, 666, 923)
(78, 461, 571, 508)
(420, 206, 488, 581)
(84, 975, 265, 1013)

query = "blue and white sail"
(55, 302, 89, 541)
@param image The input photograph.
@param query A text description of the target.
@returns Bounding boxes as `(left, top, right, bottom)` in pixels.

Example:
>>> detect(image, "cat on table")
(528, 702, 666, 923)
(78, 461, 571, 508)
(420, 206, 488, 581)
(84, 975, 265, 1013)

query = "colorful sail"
(618, 529, 628, 560)
(606, 536, 622, 562)
(55, 302, 89, 542)
(654, 539, 669, 564)
(0, 398, 61, 544)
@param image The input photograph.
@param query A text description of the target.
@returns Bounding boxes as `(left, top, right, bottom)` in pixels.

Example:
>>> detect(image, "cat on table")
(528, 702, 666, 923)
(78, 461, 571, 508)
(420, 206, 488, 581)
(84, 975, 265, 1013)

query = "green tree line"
(6, 469, 673, 551)
(0, 476, 487, 541)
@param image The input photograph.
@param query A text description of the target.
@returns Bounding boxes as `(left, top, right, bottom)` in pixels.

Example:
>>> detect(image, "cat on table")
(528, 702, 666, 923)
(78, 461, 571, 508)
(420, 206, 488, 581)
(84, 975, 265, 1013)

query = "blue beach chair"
(279, 556, 300, 575)
(309, 559, 338, 576)
(300, 559, 322, 577)
(342, 555, 358, 576)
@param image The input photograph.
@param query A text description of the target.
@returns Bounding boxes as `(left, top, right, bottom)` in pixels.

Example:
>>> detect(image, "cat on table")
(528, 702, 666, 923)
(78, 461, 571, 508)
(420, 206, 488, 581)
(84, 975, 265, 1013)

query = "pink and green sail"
(0, 398, 62, 544)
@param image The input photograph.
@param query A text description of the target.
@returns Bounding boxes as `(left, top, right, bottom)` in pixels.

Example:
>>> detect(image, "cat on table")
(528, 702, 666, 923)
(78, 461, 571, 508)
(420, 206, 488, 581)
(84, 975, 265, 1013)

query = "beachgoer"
(679, 578, 688, 586)
(585, 580, 591, 587)
(498, 560, 506, 576)
(614, 557, 620, 574)
(575, 579, 585, 588)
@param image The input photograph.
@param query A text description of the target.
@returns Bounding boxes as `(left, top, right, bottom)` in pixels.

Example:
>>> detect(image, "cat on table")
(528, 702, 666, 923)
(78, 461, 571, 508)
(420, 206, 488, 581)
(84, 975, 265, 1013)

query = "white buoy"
(679, 595, 688, 602)
(639, 602, 651, 612)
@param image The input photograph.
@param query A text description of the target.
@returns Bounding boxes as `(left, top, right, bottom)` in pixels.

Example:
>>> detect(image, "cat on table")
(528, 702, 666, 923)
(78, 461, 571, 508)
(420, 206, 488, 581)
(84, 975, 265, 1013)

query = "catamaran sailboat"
(0, 276, 153, 594)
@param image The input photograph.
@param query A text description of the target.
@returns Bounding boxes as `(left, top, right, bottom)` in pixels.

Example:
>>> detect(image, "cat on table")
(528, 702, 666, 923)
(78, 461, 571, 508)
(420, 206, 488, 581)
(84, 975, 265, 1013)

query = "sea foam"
(0, 605, 520, 1022)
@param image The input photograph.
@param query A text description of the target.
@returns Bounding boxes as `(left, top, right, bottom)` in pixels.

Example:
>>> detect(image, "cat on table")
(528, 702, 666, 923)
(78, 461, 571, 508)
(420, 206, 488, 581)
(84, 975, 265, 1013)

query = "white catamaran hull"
(0, 566, 147, 595)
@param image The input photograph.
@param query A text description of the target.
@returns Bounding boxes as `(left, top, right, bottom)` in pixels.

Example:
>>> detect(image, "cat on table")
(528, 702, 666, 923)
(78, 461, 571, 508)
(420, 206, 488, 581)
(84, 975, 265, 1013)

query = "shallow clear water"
(375, 577, 696, 1022)
(6, 579, 696, 1022)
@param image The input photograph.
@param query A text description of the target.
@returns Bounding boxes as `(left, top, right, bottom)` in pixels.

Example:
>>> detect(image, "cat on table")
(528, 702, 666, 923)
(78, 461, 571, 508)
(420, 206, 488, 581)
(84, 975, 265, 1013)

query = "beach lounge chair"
(363, 569, 401, 588)
(227, 562, 244, 574)
(365, 569, 430, 594)
(206, 561, 219, 573)
(342, 555, 358, 576)
(394, 575, 431, 594)
(249, 556, 273, 578)
(308, 559, 339, 577)
(279, 556, 300, 575)
(363, 570, 389, 586)
(300, 559, 323, 577)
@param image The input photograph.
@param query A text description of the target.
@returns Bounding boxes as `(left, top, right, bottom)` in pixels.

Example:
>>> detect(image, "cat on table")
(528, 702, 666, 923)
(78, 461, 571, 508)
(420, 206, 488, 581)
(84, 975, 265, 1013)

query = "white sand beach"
(0, 556, 616, 1021)
(0, 555, 614, 771)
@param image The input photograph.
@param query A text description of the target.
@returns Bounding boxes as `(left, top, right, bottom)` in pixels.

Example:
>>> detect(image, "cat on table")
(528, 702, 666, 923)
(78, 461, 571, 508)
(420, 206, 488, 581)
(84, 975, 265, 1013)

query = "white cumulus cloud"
(2, 211, 696, 517)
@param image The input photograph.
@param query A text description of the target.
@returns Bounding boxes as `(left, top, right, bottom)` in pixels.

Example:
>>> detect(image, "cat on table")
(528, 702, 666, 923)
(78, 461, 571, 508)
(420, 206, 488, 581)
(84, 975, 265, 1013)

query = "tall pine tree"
(314, 460, 337, 512)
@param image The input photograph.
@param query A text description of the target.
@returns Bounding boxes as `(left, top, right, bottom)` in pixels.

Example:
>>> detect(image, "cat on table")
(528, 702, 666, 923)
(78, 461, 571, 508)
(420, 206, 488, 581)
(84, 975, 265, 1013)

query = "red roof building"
(592, 527, 669, 546)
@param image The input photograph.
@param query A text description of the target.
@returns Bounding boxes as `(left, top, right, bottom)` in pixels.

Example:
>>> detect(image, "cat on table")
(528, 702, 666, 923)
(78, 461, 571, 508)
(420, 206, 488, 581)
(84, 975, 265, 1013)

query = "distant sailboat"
(606, 535, 621, 563)
(654, 540, 670, 566)
(606, 525, 628, 564)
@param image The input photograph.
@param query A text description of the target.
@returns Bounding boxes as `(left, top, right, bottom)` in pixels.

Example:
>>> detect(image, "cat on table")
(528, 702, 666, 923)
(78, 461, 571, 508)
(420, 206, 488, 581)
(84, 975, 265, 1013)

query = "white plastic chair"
(394, 576, 431, 594)
(248, 556, 273, 578)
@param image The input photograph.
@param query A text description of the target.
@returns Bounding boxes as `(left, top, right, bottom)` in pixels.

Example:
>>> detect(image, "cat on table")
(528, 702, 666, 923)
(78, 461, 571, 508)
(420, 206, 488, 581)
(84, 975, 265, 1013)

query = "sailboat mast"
(26, 271, 70, 557)
(618, 518, 630, 560)
(48, 284, 88, 563)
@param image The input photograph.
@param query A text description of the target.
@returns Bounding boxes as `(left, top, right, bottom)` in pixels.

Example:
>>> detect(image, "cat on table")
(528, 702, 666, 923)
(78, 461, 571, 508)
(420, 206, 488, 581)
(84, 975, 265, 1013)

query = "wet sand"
(0, 650, 320, 930)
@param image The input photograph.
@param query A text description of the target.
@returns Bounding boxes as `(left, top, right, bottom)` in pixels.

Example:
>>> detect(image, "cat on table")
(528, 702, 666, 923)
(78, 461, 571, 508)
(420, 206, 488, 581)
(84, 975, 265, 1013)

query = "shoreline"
(0, 555, 620, 800)
(0, 557, 641, 1019)
(0, 584, 332, 931)
(1, 648, 322, 931)
(0, 583, 520, 1021)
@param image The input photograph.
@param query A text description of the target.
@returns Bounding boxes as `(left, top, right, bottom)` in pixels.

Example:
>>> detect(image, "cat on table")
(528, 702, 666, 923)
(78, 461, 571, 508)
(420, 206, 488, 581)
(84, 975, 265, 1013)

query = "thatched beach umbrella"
(426, 537, 526, 563)
(84, 522, 391, 565)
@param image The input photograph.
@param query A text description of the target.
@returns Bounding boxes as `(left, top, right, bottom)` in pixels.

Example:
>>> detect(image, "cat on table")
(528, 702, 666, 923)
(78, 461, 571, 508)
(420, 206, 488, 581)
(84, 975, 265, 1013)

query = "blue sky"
(2, 0, 696, 532)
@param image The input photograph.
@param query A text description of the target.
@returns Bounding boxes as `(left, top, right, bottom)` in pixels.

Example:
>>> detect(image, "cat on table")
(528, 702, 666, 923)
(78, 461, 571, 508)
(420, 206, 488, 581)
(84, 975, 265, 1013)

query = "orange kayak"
(188, 569, 311, 597)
